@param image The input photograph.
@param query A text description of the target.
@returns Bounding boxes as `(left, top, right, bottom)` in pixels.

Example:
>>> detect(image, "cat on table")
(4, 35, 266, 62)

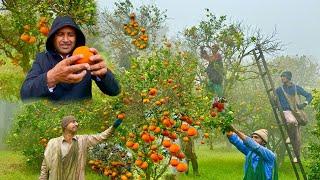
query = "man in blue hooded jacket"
(20, 16, 120, 101)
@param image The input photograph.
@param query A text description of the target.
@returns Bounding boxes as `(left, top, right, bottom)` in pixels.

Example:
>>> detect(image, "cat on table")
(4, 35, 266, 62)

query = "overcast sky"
(99, 0, 320, 60)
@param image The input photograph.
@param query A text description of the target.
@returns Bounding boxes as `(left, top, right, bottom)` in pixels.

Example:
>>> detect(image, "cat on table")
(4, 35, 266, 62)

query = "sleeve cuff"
(48, 86, 55, 93)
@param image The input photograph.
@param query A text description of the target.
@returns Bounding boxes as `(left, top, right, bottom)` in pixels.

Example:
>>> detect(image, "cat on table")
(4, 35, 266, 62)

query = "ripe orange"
(132, 143, 139, 150)
(169, 144, 180, 154)
(28, 36, 36, 44)
(170, 159, 179, 166)
(140, 162, 148, 169)
(187, 127, 197, 136)
(177, 152, 185, 159)
(72, 46, 94, 64)
(149, 88, 158, 96)
(150, 153, 159, 162)
(149, 125, 156, 131)
(125, 172, 132, 177)
(183, 136, 189, 142)
(135, 159, 143, 166)
(176, 162, 188, 172)
(120, 175, 128, 180)
(117, 113, 125, 120)
(204, 133, 209, 138)
(154, 127, 161, 133)
(126, 141, 134, 147)
(141, 134, 151, 143)
(169, 132, 177, 140)
(210, 111, 217, 117)
(181, 123, 189, 131)
(162, 139, 171, 148)
(39, 26, 50, 36)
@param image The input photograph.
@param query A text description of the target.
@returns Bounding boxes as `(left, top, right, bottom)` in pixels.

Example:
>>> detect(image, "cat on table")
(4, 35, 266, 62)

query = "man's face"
(281, 76, 289, 84)
(53, 26, 76, 56)
(251, 134, 264, 145)
(65, 120, 78, 133)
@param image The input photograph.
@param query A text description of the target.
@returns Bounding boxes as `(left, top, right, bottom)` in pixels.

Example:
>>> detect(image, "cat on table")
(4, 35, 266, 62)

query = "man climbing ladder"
(275, 71, 313, 163)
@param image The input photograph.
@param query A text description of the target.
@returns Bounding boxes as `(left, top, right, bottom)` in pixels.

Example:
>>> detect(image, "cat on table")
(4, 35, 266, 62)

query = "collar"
(61, 135, 78, 143)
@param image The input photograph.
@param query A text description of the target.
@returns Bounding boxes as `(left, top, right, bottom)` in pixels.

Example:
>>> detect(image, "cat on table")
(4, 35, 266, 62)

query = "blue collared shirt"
(276, 84, 312, 111)
(229, 134, 276, 180)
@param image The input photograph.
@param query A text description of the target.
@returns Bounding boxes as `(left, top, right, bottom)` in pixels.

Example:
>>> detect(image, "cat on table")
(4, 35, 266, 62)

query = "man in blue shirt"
(227, 126, 277, 180)
(275, 71, 312, 162)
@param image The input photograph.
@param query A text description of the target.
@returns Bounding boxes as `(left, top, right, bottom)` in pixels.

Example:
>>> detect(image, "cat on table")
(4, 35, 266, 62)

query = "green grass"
(0, 145, 297, 180)
(177, 145, 296, 180)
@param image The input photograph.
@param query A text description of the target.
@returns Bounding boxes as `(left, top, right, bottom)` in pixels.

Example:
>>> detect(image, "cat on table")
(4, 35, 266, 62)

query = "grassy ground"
(178, 145, 296, 180)
(0, 145, 296, 180)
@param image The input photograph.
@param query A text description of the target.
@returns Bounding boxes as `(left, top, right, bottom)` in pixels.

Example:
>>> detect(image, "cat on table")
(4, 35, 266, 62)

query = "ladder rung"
(267, 88, 273, 92)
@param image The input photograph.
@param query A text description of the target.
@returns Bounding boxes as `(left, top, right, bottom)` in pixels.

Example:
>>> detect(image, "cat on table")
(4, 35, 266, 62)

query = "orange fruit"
(117, 113, 125, 120)
(177, 152, 185, 159)
(72, 46, 94, 64)
(149, 88, 157, 96)
(150, 153, 159, 162)
(162, 139, 171, 148)
(176, 162, 188, 172)
(210, 111, 217, 117)
(126, 141, 134, 147)
(181, 123, 189, 131)
(120, 175, 128, 180)
(28, 36, 36, 44)
(154, 127, 161, 133)
(141, 134, 151, 143)
(170, 159, 179, 166)
(125, 172, 132, 177)
(183, 136, 189, 142)
(204, 133, 209, 138)
(132, 143, 139, 150)
(140, 162, 148, 169)
(135, 159, 143, 166)
(149, 125, 156, 131)
(187, 127, 197, 136)
(169, 144, 180, 154)
(39, 26, 50, 36)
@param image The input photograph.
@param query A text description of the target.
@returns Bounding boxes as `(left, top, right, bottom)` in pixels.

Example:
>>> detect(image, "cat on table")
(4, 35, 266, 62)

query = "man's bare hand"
(47, 55, 90, 87)
(88, 48, 108, 77)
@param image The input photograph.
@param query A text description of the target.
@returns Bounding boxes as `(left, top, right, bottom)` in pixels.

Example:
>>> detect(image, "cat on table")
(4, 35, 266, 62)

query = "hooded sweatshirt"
(20, 16, 120, 101)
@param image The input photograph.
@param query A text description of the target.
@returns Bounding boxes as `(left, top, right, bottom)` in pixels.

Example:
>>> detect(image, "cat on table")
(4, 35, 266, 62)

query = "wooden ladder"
(252, 45, 307, 180)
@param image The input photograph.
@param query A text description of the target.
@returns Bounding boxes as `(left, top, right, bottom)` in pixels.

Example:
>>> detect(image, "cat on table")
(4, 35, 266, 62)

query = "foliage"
(183, 9, 282, 96)
(0, 0, 97, 72)
(0, 63, 24, 101)
(271, 55, 320, 88)
(306, 89, 320, 179)
(87, 46, 212, 180)
(5, 99, 111, 169)
(98, 0, 168, 68)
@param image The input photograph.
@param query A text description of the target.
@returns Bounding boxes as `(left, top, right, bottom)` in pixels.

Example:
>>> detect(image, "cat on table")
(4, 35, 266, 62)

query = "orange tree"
(98, 0, 168, 68)
(5, 99, 112, 169)
(0, 0, 97, 73)
(87, 44, 219, 179)
(306, 90, 320, 179)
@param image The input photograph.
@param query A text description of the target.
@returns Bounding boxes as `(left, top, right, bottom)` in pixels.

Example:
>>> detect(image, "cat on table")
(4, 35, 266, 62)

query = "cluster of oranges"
(20, 17, 50, 44)
(123, 13, 148, 49)
(37, 17, 50, 36)
(89, 160, 132, 180)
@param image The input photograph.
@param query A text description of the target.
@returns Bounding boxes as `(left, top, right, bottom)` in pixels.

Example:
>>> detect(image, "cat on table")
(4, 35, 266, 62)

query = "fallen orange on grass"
(72, 46, 94, 64)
